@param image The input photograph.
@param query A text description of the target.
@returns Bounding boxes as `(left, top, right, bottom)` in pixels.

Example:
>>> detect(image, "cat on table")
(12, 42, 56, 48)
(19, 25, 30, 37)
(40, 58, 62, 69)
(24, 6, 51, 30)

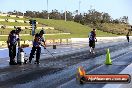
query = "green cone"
(105, 48, 112, 65)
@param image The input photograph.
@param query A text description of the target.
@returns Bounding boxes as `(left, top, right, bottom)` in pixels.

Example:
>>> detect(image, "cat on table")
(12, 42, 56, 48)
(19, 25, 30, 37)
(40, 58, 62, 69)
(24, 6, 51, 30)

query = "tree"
(113, 19, 120, 24)
(41, 10, 48, 19)
(121, 16, 128, 24)
(102, 13, 111, 23)
(61, 11, 73, 21)
(83, 9, 103, 25)
(49, 9, 61, 20)
(24, 11, 34, 17)
(74, 14, 83, 23)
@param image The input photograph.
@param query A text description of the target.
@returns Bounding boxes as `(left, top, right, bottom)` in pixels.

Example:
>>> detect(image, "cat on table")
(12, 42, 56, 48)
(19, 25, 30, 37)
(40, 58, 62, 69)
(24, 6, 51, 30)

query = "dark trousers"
(9, 45, 16, 62)
(127, 37, 129, 42)
(89, 41, 95, 48)
(29, 46, 41, 62)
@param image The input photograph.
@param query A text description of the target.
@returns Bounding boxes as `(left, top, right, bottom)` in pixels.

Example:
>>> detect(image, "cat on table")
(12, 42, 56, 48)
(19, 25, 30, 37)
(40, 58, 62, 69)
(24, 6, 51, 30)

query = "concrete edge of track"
(13, 43, 132, 88)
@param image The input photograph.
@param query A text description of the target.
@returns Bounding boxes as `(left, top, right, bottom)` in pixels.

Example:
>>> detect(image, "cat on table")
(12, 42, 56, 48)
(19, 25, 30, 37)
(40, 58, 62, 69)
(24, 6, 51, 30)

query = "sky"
(0, 0, 132, 24)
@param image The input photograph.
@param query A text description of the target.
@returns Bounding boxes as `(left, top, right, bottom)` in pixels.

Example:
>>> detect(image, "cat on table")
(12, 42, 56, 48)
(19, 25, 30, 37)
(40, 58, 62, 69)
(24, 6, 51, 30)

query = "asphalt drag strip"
(11, 42, 132, 88)
(0, 41, 131, 88)
(57, 48, 132, 88)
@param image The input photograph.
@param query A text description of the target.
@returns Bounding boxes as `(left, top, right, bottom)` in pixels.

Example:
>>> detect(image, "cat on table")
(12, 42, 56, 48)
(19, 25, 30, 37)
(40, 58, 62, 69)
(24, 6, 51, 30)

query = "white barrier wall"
(16, 20, 25, 23)
(0, 25, 3, 28)
(43, 27, 54, 30)
(25, 26, 31, 29)
(37, 27, 43, 29)
(25, 21, 30, 23)
(0, 25, 55, 29)
(0, 14, 8, 16)
(10, 15, 16, 17)
(17, 16, 23, 18)
(8, 19, 16, 22)
(27, 26, 55, 30)
(15, 26, 30, 29)
(44, 33, 70, 35)
(6, 26, 14, 29)
(0, 19, 5, 21)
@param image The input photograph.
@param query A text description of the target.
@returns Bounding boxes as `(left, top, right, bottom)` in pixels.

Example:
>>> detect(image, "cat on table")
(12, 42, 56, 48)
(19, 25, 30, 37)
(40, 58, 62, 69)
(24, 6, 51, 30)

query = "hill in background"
(0, 13, 130, 41)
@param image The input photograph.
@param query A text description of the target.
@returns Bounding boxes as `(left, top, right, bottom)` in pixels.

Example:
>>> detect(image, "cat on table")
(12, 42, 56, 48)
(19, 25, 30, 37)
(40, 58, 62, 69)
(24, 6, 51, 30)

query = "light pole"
(65, 0, 68, 22)
(79, 0, 81, 14)
(23, 13, 24, 17)
(47, 0, 49, 19)
(65, 8, 67, 22)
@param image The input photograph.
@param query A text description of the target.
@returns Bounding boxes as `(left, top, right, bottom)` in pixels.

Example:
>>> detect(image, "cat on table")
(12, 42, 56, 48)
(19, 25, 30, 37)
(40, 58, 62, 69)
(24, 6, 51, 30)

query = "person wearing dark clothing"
(7, 27, 21, 65)
(126, 32, 130, 42)
(89, 29, 97, 54)
(29, 30, 46, 64)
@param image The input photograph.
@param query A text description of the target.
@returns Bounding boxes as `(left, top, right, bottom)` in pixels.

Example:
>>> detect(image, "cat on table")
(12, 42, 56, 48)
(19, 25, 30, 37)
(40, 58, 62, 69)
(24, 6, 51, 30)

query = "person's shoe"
(13, 62, 17, 65)
(24, 60, 27, 64)
(34, 61, 40, 64)
(92, 51, 95, 54)
(24, 59, 28, 64)
(89, 48, 92, 53)
(9, 61, 17, 65)
(37, 62, 40, 65)
(9, 62, 12, 65)
(29, 60, 32, 64)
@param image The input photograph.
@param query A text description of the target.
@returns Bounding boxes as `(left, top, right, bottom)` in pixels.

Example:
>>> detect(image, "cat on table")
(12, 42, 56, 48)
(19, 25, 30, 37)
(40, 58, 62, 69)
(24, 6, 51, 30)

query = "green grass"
(0, 29, 31, 34)
(0, 18, 119, 41)
(0, 28, 62, 35)
(35, 19, 117, 37)
(0, 16, 42, 26)
(98, 23, 129, 35)
(0, 21, 42, 26)
(0, 21, 30, 26)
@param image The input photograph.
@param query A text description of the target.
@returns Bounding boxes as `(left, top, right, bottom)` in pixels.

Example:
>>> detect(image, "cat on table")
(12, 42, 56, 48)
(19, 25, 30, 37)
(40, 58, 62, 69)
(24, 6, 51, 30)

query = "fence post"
(53, 39, 55, 45)
(60, 39, 62, 45)
(66, 38, 68, 45)
(53, 39, 56, 49)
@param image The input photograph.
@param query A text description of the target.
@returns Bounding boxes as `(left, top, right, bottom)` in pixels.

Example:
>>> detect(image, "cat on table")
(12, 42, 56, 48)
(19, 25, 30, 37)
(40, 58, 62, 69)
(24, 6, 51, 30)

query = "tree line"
(7, 9, 129, 25)
(5, 9, 130, 35)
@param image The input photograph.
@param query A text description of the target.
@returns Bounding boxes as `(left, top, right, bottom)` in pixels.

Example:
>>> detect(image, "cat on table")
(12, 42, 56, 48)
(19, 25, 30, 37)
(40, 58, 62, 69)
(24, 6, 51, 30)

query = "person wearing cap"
(28, 30, 46, 64)
(88, 29, 97, 54)
(7, 27, 21, 65)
